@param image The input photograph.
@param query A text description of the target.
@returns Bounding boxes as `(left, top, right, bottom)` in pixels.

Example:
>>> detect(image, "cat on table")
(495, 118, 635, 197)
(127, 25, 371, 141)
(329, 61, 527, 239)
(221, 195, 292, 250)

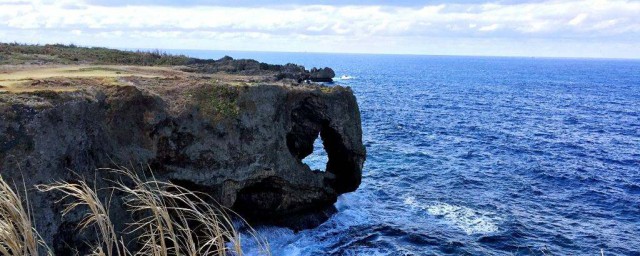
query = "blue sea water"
(171, 50, 640, 255)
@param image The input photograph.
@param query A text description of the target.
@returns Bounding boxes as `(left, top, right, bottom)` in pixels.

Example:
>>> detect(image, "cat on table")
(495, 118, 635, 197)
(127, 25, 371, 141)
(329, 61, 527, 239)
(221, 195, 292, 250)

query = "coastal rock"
(0, 81, 365, 251)
(181, 55, 334, 83)
(309, 67, 336, 82)
(275, 63, 310, 83)
(184, 56, 310, 82)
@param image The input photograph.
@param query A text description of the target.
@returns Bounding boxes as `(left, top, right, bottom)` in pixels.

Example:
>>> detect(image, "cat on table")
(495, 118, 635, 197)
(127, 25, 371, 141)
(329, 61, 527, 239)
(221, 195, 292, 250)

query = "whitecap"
(403, 196, 499, 235)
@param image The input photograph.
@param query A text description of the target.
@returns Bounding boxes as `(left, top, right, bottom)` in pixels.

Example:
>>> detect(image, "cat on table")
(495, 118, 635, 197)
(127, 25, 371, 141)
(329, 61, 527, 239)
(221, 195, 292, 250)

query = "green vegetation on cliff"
(193, 83, 241, 122)
(0, 43, 192, 66)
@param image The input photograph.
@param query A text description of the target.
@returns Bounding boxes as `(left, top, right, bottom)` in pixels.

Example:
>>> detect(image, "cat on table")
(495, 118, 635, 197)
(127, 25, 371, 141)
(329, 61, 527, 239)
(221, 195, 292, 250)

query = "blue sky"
(1, 0, 639, 58)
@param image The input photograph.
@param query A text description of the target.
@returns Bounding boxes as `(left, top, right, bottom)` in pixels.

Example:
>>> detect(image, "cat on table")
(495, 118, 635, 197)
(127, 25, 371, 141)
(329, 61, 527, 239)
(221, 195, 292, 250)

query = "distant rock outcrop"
(309, 67, 336, 82)
(183, 56, 335, 83)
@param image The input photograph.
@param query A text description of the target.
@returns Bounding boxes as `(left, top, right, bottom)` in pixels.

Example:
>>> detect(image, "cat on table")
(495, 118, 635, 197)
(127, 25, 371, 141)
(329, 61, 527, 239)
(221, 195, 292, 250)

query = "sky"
(1, 0, 639, 59)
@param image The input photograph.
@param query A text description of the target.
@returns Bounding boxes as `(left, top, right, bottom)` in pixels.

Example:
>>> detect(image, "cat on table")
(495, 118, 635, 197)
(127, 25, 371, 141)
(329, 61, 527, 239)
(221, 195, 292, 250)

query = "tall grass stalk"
(36, 177, 127, 256)
(0, 176, 51, 256)
(113, 167, 269, 255)
(0, 167, 269, 256)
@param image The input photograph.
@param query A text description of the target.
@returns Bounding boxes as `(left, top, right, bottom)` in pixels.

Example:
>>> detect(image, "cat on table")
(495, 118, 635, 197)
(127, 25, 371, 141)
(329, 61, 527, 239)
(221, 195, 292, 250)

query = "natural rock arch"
(285, 96, 363, 193)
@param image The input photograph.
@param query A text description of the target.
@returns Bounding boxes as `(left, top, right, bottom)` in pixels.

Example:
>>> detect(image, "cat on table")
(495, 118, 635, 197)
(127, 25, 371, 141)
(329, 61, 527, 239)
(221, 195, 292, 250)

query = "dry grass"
(0, 168, 269, 256)
(108, 167, 269, 256)
(0, 65, 180, 93)
(36, 177, 126, 256)
(0, 176, 51, 256)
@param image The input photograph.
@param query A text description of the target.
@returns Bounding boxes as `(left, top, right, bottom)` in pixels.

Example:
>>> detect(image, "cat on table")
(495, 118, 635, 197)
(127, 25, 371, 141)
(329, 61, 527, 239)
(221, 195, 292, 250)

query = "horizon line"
(121, 46, 640, 62)
(3, 41, 638, 61)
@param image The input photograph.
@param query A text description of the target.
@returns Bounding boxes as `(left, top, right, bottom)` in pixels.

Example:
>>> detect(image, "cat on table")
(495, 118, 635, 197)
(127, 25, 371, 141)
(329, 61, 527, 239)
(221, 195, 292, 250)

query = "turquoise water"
(171, 50, 640, 255)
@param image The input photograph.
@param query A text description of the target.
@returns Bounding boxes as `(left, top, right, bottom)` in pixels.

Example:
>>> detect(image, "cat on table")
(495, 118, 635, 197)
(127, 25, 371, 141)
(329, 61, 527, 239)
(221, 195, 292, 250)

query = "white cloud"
(2, 0, 639, 37)
(569, 13, 588, 26)
(0, 0, 30, 4)
(479, 24, 499, 32)
(0, 0, 639, 58)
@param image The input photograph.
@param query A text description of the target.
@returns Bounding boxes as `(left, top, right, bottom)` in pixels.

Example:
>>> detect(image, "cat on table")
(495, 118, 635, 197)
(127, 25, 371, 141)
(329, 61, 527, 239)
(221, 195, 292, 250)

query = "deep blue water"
(171, 50, 640, 255)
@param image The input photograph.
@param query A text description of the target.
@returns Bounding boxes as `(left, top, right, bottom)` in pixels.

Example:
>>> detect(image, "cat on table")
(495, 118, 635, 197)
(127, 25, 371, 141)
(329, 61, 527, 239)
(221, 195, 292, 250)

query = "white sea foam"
(243, 194, 371, 256)
(404, 196, 499, 235)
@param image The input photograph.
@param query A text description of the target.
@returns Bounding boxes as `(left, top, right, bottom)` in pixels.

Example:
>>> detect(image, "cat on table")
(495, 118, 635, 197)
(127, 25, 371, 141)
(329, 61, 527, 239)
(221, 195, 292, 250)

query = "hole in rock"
(301, 133, 329, 172)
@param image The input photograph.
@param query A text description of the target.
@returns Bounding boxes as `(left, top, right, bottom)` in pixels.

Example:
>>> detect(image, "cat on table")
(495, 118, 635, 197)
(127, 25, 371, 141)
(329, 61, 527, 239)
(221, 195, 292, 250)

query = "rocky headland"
(0, 44, 365, 253)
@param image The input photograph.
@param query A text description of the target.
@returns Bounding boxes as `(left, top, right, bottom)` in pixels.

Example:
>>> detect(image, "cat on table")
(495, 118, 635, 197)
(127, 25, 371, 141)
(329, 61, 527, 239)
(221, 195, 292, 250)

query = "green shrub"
(193, 84, 240, 122)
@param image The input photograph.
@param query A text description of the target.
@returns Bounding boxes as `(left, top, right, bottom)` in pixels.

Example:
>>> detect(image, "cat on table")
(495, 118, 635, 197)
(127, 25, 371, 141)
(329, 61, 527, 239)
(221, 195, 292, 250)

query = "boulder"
(309, 67, 336, 82)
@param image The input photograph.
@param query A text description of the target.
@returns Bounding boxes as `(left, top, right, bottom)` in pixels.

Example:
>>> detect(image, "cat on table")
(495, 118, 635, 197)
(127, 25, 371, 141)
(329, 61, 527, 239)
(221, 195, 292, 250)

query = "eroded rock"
(0, 80, 365, 251)
(309, 67, 336, 82)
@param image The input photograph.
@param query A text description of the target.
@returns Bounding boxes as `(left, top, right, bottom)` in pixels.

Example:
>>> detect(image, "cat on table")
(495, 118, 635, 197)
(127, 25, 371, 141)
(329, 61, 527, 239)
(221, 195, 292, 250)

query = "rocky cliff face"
(0, 75, 365, 251)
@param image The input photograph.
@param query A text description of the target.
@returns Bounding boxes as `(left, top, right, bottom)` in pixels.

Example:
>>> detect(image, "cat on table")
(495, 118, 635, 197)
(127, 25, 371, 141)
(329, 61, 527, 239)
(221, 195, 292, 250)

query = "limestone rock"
(0, 81, 365, 252)
(309, 67, 336, 82)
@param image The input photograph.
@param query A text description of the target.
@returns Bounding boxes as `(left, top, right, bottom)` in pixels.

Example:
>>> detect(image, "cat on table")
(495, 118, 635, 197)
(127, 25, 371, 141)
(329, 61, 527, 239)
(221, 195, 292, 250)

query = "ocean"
(169, 50, 640, 255)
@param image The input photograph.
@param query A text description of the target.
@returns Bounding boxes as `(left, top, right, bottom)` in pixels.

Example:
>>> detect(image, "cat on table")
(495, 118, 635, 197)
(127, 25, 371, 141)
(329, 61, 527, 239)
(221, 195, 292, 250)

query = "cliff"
(0, 63, 365, 252)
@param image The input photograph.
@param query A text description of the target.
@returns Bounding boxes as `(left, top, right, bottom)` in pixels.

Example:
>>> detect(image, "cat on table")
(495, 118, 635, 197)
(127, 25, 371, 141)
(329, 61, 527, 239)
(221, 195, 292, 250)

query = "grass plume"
(0, 167, 269, 256)
(0, 175, 51, 256)
(35, 177, 126, 256)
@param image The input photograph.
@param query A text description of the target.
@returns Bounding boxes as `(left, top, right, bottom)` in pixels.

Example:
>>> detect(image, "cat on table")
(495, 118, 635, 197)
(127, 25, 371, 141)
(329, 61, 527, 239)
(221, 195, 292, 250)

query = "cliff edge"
(0, 59, 365, 251)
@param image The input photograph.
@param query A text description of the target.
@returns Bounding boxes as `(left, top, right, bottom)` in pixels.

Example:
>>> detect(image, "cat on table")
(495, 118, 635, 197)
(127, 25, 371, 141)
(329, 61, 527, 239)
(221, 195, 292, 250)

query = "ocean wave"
(403, 196, 500, 235)
(336, 75, 356, 80)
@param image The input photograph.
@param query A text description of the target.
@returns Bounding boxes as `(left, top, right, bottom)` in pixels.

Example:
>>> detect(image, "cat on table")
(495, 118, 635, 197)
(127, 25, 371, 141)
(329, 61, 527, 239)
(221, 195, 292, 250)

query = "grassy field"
(0, 65, 178, 93)
(0, 43, 307, 82)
